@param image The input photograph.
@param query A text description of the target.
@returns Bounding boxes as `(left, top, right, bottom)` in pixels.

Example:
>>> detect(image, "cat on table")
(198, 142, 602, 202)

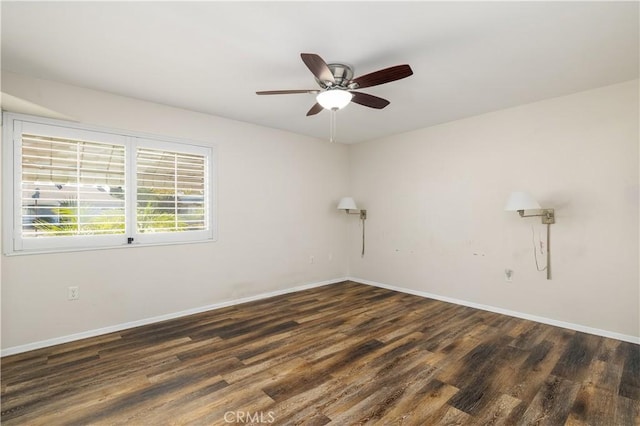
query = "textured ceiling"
(1, 1, 638, 144)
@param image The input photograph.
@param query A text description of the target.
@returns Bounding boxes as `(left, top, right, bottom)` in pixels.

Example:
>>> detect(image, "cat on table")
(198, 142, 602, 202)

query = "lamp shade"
(337, 197, 358, 210)
(317, 90, 353, 110)
(504, 191, 541, 211)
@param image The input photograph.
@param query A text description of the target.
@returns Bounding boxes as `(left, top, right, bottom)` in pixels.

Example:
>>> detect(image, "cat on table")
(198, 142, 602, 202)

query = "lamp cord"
(361, 216, 365, 257)
(531, 225, 547, 272)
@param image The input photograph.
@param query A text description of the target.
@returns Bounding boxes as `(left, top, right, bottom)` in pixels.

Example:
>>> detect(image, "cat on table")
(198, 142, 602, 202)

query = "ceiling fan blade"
(350, 64, 413, 89)
(351, 92, 390, 109)
(306, 103, 324, 116)
(301, 53, 335, 83)
(256, 89, 319, 95)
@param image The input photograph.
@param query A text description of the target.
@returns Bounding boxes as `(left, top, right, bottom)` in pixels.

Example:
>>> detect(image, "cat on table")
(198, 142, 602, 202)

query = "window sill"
(3, 237, 217, 257)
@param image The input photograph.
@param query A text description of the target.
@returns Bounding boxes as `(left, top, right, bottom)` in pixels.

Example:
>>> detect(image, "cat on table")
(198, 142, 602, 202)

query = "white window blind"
(3, 113, 216, 255)
(136, 148, 206, 233)
(21, 134, 126, 238)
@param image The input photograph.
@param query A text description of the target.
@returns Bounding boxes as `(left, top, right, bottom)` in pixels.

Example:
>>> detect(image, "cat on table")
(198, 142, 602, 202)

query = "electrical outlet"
(309, 256, 315, 264)
(68, 286, 79, 300)
(505, 269, 514, 283)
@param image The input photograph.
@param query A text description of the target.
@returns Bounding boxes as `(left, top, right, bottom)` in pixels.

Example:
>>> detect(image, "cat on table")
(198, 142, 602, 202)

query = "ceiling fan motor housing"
(316, 63, 355, 89)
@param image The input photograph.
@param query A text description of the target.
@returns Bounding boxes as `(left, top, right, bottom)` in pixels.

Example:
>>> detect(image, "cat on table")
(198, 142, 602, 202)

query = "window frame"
(2, 112, 217, 255)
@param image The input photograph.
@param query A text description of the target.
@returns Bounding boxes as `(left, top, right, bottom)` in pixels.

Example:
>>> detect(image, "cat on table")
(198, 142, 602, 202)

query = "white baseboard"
(1, 277, 348, 357)
(349, 277, 640, 344)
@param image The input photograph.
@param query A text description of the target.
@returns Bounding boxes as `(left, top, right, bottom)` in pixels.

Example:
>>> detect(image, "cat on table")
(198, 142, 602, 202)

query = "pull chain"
(329, 108, 337, 143)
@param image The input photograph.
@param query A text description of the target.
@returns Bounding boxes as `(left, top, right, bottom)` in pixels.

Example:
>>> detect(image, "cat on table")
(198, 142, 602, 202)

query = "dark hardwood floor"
(1, 281, 638, 425)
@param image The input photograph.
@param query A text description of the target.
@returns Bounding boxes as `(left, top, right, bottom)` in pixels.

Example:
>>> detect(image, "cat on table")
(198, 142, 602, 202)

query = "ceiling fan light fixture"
(316, 89, 353, 110)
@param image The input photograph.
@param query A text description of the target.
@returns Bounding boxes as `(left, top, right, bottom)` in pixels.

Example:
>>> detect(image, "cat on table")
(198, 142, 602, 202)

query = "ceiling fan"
(256, 53, 414, 117)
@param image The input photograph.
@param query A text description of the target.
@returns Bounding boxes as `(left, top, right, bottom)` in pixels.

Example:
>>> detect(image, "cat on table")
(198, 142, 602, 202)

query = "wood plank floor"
(1, 281, 639, 425)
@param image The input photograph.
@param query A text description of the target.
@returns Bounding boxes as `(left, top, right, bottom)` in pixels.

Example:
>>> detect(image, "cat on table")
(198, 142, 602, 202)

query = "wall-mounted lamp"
(337, 197, 367, 257)
(505, 191, 555, 279)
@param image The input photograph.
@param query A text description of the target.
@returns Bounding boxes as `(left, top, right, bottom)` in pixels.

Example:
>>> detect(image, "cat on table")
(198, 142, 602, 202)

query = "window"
(3, 113, 216, 254)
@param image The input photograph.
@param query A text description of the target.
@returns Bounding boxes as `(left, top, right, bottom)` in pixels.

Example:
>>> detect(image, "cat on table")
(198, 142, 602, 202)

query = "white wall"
(2, 73, 638, 352)
(1, 72, 350, 350)
(347, 79, 639, 339)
